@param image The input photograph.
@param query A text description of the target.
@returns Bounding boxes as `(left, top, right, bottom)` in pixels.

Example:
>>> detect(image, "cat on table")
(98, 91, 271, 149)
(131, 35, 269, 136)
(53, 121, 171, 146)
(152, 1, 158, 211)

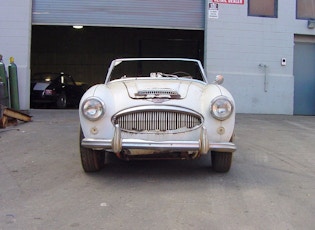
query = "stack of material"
(0, 104, 32, 128)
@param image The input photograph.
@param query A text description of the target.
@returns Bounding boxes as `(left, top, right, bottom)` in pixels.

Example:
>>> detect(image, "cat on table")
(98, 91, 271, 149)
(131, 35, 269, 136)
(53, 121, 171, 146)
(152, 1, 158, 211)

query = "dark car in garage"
(30, 72, 87, 109)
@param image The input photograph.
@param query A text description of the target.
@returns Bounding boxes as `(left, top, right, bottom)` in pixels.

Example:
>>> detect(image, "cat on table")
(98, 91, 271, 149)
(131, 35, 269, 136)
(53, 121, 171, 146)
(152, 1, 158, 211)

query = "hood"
(122, 79, 204, 100)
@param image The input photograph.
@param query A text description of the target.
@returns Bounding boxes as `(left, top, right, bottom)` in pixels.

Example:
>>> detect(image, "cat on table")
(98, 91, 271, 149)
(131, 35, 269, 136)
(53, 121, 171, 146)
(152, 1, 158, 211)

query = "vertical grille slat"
(114, 109, 202, 133)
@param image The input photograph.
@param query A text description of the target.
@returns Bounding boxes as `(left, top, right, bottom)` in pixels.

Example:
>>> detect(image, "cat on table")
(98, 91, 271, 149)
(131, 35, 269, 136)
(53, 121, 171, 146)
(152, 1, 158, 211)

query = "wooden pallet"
(0, 105, 32, 128)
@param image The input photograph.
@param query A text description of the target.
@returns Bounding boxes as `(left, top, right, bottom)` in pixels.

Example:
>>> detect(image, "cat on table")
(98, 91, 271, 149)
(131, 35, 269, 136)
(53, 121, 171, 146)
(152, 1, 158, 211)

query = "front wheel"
(211, 152, 232, 173)
(80, 128, 105, 172)
(56, 93, 67, 109)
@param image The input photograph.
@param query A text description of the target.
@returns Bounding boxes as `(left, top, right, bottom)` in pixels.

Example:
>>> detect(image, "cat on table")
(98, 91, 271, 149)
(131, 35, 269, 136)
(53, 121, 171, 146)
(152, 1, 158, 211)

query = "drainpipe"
(258, 64, 268, 92)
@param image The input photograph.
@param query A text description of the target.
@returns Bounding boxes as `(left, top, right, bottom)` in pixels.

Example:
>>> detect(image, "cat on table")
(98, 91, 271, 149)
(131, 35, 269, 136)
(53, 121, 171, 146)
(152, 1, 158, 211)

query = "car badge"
(150, 98, 170, 103)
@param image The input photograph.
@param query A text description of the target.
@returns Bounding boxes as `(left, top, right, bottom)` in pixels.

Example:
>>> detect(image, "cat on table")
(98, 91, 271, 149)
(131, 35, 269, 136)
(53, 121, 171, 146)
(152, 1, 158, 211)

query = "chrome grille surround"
(112, 105, 203, 134)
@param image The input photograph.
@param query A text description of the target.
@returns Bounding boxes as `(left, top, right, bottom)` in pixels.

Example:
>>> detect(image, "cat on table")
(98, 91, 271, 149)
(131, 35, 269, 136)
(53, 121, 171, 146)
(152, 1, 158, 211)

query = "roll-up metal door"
(32, 0, 204, 30)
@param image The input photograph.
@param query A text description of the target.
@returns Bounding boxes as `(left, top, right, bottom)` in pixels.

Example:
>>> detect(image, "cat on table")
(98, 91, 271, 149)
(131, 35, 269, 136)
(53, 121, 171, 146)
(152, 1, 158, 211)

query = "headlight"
(211, 96, 233, 121)
(81, 97, 105, 121)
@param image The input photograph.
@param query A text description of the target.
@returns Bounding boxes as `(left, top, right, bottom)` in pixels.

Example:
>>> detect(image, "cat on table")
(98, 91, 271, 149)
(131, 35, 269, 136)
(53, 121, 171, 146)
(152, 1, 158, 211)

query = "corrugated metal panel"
(32, 0, 204, 30)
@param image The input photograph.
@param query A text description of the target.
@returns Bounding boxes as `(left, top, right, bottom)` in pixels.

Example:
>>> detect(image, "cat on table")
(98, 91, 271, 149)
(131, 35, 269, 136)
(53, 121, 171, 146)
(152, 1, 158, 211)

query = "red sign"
(212, 0, 244, 4)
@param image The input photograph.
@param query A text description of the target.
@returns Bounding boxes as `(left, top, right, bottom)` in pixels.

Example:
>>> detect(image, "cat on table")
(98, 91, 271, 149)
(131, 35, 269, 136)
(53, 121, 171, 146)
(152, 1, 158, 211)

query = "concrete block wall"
(204, 0, 315, 114)
(0, 0, 32, 110)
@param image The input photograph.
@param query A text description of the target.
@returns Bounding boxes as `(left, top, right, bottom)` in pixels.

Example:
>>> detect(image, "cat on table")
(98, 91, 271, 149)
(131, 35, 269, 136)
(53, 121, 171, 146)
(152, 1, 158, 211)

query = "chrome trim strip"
(81, 140, 236, 153)
(113, 105, 203, 118)
(209, 143, 236, 152)
(105, 58, 208, 84)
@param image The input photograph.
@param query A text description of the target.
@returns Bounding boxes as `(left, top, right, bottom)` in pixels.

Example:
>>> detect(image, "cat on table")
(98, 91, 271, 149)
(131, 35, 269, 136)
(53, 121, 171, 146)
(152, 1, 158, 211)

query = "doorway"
(293, 41, 315, 115)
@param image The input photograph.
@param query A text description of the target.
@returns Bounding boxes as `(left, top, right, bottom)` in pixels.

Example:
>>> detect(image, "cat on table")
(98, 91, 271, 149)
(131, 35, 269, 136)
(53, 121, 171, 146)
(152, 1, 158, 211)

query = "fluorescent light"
(73, 25, 83, 29)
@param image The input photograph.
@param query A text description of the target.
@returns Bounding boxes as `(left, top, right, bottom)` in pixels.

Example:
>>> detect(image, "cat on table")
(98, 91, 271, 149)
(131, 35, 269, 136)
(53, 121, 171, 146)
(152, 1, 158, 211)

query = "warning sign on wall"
(208, 3, 219, 19)
(212, 0, 244, 4)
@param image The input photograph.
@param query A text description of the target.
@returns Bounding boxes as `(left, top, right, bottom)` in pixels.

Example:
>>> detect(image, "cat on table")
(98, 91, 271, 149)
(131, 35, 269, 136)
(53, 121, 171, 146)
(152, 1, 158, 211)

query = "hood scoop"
(123, 80, 189, 99)
(135, 89, 181, 99)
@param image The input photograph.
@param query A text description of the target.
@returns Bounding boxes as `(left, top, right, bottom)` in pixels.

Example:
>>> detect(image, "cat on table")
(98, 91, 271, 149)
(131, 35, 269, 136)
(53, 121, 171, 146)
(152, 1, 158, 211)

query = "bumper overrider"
(81, 124, 236, 155)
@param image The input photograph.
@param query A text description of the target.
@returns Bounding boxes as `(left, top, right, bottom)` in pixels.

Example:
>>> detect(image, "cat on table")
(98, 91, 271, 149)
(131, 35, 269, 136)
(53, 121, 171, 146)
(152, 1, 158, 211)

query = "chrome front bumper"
(81, 124, 236, 154)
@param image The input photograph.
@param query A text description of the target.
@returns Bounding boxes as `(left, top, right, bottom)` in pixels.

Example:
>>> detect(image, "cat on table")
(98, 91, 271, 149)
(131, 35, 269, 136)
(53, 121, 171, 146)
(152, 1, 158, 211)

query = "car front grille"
(112, 107, 202, 133)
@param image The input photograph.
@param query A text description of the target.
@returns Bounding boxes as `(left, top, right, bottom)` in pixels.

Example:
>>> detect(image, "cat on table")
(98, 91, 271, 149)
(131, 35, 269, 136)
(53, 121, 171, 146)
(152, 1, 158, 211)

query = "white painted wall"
(204, 0, 315, 114)
(0, 0, 32, 110)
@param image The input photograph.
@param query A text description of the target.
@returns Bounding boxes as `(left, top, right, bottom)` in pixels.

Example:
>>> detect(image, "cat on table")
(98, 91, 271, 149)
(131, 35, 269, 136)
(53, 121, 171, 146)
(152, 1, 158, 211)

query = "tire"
(211, 151, 232, 173)
(80, 127, 105, 172)
(56, 93, 67, 109)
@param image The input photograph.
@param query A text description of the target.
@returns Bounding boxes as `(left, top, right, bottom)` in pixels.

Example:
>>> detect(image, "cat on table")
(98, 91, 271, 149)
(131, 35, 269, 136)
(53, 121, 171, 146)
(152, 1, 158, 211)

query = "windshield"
(106, 59, 206, 83)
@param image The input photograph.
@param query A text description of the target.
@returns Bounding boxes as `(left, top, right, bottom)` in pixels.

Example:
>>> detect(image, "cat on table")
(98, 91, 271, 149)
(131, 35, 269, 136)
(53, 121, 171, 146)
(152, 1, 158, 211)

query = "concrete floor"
(1, 110, 315, 230)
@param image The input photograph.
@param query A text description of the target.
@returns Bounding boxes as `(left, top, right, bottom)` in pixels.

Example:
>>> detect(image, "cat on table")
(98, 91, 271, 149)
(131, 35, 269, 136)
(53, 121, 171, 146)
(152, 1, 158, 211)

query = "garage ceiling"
(32, 0, 205, 30)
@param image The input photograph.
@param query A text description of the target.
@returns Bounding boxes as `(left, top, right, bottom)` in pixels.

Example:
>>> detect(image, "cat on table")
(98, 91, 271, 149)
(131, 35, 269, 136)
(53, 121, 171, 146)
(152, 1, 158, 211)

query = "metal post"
(258, 64, 268, 92)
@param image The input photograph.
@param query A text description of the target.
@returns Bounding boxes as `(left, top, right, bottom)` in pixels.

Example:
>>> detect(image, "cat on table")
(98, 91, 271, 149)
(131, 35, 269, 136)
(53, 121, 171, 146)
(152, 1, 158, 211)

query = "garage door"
(32, 0, 204, 30)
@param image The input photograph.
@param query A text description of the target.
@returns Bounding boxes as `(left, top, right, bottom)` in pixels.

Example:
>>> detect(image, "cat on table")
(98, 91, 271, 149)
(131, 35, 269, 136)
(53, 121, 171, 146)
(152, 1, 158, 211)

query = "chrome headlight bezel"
(81, 97, 105, 121)
(211, 96, 234, 121)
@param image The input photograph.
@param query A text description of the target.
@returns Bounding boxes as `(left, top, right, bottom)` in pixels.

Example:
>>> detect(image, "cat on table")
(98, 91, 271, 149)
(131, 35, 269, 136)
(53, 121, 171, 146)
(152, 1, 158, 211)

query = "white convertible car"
(79, 58, 236, 173)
